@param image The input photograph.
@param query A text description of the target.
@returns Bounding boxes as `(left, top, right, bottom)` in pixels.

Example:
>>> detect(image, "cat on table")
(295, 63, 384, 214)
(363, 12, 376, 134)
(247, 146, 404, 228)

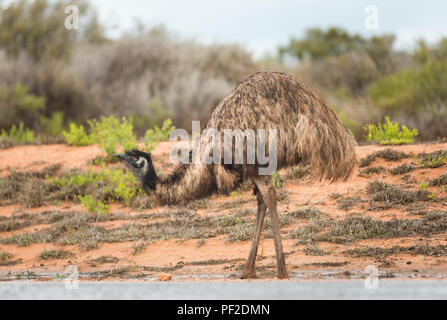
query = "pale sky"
(89, 0, 447, 57)
(4, 0, 447, 57)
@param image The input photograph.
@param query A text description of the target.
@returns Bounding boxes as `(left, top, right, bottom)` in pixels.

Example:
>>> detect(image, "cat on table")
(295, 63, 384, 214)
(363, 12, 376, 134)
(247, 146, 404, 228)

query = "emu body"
(114, 72, 357, 279)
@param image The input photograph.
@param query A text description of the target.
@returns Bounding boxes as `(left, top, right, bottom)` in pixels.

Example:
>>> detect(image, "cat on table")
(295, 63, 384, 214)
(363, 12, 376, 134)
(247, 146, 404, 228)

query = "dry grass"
(39, 249, 73, 260)
(86, 256, 119, 266)
(359, 166, 386, 176)
(336, 197, 365, 211)
(366, 180, 430, 205)
(430, 174, 447, 186)
(359, 149, 410, 167)
(290, 210, 447, 244)
(389, 163, 415, 175)
(344, 243, 447, 258)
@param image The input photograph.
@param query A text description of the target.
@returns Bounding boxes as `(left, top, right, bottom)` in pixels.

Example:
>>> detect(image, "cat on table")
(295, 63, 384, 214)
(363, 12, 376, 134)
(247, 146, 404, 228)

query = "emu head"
(113, 149, 157, 193)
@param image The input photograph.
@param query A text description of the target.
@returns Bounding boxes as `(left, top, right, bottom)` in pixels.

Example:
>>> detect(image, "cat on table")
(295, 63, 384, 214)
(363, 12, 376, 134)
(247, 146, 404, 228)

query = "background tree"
(0, 0, 107, 61)
(278, 27, 366, 62)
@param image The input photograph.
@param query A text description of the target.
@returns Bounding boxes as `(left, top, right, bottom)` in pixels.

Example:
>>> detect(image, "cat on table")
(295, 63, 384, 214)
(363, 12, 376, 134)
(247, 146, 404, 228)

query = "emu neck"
(141, 166, 158, 194)
(148, 163, 213, 205)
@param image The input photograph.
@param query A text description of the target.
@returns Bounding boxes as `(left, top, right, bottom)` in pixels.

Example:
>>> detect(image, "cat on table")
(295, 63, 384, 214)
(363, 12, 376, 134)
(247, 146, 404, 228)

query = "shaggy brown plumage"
(115, 71, 357, 279)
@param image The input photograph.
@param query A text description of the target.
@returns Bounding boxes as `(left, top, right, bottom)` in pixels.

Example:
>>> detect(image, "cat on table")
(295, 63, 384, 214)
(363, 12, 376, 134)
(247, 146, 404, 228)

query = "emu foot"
(240, 269, 257, 279)
(277, 269, 289, 279)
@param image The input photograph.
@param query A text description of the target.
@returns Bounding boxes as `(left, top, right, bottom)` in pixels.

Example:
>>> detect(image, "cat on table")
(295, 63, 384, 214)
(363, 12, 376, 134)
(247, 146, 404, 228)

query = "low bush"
(64, 115, 175, 156)
(0, 122, 36, 145)
(79, 195, 110, 215)
(63, 115, 137, 156)
(144, 118, 176, 152)
(52, 167, 143, 209)
(364, 116, 418, 145)
(89, 116, 138, 156)
(369, 60, 447, 115)
(414, 151, 447, 169)
(63, 123, 93, 146)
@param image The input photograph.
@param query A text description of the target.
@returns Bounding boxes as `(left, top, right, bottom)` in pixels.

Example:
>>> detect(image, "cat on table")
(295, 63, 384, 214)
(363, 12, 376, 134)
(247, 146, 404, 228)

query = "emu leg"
(267, 186, 288, 279)
(254, 176, 288, 279)
(241, 187, 266, 279)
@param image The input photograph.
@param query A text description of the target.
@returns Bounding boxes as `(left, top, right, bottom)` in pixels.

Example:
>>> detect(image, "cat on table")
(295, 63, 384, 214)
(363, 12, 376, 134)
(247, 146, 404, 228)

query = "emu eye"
(132, 156, 138, 161)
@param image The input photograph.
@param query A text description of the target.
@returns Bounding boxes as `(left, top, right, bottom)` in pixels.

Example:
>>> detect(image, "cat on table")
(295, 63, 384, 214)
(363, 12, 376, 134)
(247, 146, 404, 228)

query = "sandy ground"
(0, 141, 447, 281)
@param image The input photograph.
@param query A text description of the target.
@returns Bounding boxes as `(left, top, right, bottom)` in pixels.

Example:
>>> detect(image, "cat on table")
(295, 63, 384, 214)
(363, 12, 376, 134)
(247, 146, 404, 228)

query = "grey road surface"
(0, 280, 446, 299)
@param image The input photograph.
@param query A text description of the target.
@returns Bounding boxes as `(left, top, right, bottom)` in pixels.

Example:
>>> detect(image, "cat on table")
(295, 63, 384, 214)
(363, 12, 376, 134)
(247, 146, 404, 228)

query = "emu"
(114, 72, 357, 279)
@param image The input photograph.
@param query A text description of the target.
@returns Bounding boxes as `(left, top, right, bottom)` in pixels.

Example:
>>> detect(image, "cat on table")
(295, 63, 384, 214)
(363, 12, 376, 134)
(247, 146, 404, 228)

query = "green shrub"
(0, 83, 46, 132)
(364, 116, 418, 145)
(53, 167, 142, 207)
(63, 123, 93, 146)
(0, 251, 12, 262)
(272, 171, 283, 189)
(144, 118, 175, 152)
(89, 116, 138, 156)
(63, 115, 138, 156)
(101, 168, 142, 206)
(39, 111, 65, 137)
(132, 97, 172, 135)
(369, 60, 447, 115)
(52, 170, 100, 191)
(79, 195, 110, 215)
(0, 0, 107, 61)
(0, 122, 35, 144)
(414, 152, 447, 168)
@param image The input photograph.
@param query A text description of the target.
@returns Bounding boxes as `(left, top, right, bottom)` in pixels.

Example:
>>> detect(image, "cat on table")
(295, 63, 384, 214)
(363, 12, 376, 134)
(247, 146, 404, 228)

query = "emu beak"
(112, 153, 125, 161)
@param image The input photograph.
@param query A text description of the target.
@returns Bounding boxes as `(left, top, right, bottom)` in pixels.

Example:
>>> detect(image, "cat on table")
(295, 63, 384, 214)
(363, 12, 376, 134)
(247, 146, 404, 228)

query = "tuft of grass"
(79, 195, 110, 215)
(309, 261, 348, 267)
(0, 122, 36, 145)
(364, 116, 418, 145)
(359, 166, 385, 176)
(430, 174, 447, 186)
(132, 242, 148, 255)
(63, 115, 138, 157)
(359, 149, 410, 167)
(290, 217, 333, 244)
(231, 208, 256, 217)
(272, 171, 283, 189)
(343, 246, 405, 259)
(389, 163, 415, 175)
(411, 243, 447, 257)
(276, 189, 290, 203)
(226, 224, 253, 242)
(325, 215, 447, 243)
(414, 150, 447, 168)
(0, 251, 21, 266)
(62, 123, 93, 146)
(291, 209, 447, 244)
(144, 118, 176, 152)
(0, 165, 61, 203)
(0, 220, 31, 232)
(0, 251, 12, 262)
(287, 207, 327, 220)
(51, 167, 143, 207)
(344, 243, 447, 258)
(336, 197, 364, 211)
(329, 193, 343, 199)
(39, 249, 73, 260)
(86, 256, 119, 266)
(196, 238, 205, 248)
(64, 116, 175, 156)
(304, 243, 330, 256)
(185, 199, 211, 210)
(0, 209, 260, 248)
(17, 178, 47, 208)
(366, 180, 429, 205)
